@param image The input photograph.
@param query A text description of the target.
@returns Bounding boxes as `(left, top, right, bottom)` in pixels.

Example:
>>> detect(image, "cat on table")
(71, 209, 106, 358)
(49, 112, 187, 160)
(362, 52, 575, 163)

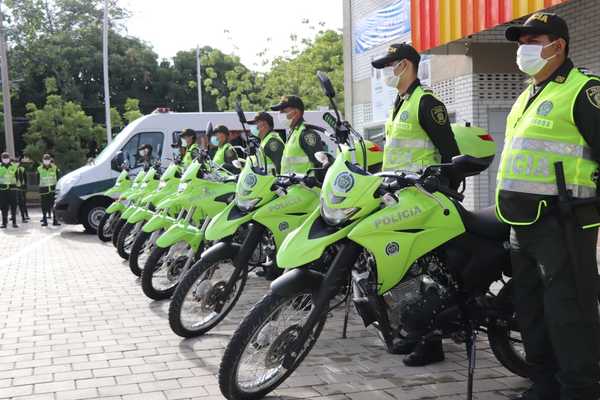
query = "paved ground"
(0, 209, 530, 400)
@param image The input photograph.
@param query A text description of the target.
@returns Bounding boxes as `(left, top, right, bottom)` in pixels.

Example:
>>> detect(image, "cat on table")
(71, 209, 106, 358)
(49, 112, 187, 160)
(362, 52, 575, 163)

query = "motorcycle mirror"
(235, 101, 247, 124)
(317, 71, 335, 98)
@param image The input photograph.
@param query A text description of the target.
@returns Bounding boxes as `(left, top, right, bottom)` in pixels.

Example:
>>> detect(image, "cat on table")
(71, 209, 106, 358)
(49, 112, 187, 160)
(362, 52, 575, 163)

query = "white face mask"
(1, 157, 9, 164)
(382, 62, 407, 88)
(250, 126, 259, 137)
(516, 41, 557, 76)
(278, 112, 293, 128)
(43, 160, 51, 166)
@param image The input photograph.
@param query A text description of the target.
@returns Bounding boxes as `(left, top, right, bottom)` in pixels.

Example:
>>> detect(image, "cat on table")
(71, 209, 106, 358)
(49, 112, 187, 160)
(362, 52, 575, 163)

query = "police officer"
(247, 112, 285, 174)
(371, 43, 460, 366)
(497, 13, 600, 400)
(228, 129, 247, 159)
(14, 156, 29, 222)
(137, 144, 155, 171)
(0, 152, 18, 228)
(211, 125, 239, 173)
(38, 154, 60, 227)
(270, 95, 326, 175)
(180, 128, 200, 168)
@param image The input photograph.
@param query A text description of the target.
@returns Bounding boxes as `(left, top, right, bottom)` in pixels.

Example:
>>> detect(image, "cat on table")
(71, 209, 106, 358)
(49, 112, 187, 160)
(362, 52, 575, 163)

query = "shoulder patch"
(269, 140, 281, 152)
(585, 86, 600, 110)
(303, 132, 318, 147)
(431, 105, 448, 125)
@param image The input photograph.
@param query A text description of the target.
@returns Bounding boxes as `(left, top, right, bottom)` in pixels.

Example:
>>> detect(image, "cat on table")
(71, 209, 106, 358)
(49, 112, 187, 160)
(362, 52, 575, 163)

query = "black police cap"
(247, 112, 274, 127)
(180, 128, 196, 137)
(505, 12, 569, 43)
(214, 125, 230, 135)
(271, 96, 304, 112)
(372, 43, 421, 69)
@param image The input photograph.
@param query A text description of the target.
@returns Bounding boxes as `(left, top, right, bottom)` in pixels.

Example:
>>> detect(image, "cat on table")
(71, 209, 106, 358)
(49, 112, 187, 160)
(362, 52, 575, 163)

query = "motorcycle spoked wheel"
(97, 212, 115, 242)
(116, 222, 138, 260)
(141, 243, 193, 300)
(112, 217, 126, 248)
(218, 288, 327, 400)
(168, 256, 247, 338)
(129, 230, 154, 277)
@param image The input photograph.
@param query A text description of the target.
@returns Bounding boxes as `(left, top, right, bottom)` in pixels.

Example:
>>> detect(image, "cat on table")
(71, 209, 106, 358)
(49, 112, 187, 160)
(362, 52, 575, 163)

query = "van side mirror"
(111, 151, 125, 171)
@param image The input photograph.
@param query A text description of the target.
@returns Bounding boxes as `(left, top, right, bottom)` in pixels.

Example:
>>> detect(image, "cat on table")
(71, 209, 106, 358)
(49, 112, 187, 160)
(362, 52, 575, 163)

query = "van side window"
(119, 132, 164, 169)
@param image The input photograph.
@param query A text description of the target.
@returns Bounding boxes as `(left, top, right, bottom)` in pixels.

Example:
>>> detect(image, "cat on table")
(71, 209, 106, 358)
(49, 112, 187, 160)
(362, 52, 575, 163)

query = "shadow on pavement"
(147, 299, 170, 319)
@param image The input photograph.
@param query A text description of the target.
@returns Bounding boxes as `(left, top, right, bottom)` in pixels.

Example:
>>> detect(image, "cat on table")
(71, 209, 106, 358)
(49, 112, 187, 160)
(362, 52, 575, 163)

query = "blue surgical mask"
(210, 136, 219, 146)
(250, 126, 259, 137)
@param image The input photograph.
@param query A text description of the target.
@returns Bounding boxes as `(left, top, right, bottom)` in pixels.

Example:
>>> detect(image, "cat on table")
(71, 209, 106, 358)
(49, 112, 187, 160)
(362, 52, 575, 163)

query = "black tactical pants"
(0, 189, 17, 225)
(15, 189, 28, 219)
(40, 191, 55, 222)
(511, 215, 600, 400)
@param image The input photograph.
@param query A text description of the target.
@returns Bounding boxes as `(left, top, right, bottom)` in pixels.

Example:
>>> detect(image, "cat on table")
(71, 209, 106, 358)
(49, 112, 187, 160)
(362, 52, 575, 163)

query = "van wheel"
(81, 200, 107, 234)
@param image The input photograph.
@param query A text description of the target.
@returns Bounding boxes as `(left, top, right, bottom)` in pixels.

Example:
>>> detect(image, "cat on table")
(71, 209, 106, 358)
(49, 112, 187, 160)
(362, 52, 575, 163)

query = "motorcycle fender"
(143, 214, 175, 233)
(156, 223, 203, 249)
(205, 202, 253, 242)
(104, 187, 120, 197)
(127, 208, 153, 224)
(276, 208, 359, 270)
(121, 205, 138, 220)
(270, 268, 324, 297)
(106, 201, 124, 214)
(199, 241, 242, 265)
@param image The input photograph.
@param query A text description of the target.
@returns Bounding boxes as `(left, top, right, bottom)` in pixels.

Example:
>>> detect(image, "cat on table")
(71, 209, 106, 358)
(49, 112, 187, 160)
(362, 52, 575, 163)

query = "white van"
(54, 109, 333, 233)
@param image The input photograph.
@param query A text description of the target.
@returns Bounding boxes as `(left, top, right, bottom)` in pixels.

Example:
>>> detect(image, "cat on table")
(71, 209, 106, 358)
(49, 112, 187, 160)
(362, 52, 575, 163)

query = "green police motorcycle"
(116, 163, 162, 259)
(110, 168, 148, 248)
(219, 73, 531, 400)
(97, 163, 132, 242)
(127, 161, 184, 276)
(141, 153, 237, 300)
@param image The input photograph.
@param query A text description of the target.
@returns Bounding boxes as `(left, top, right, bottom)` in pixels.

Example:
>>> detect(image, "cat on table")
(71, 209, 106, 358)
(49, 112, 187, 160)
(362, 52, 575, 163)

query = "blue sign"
(353, 1, 411, 54)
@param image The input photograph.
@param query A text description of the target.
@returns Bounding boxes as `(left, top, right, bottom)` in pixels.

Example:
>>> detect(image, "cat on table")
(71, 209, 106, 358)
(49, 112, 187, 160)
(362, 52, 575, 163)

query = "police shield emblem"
(537, 100, 553, 116)
(244, 173, 257, 189)
(333, 172, 355, 193)
(304, 133, 317, 147)
(586, 86, 600, 110)
(400, 111, 409, 121)
(431, 105, 448, 125)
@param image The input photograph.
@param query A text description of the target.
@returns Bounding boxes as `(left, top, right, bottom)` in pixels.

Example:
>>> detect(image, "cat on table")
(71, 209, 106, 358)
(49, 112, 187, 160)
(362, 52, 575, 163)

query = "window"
(118, 132, 164, 170)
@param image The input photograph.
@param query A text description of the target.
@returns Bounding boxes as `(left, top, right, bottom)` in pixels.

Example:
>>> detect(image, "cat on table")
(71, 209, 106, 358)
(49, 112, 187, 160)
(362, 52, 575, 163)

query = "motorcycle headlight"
(177, 182, 188, 193)
(158, 181, 167, 189)
(320, 198, 359, 226)
(236, 197, 261, 212)
(141, 183, 148, 189)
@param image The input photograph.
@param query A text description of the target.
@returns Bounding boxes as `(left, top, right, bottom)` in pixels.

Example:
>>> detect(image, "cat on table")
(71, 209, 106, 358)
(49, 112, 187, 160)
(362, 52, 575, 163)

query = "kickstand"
(466, 329, 477, 400)
(342, 289, 351, 339)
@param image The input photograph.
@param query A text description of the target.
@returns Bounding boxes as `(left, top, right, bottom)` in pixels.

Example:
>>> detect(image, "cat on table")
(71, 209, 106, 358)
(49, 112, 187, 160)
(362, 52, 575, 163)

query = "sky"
(122, 0, 343, 71)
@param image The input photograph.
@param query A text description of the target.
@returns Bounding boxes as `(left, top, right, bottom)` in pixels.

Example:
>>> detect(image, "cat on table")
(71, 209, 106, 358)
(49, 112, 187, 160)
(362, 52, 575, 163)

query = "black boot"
(12, 221, 18, 228)
(52, 219, 61, 226)
(403, 339, 445, 366)
(41, 218, 48, 227)
(0, 222, 6, 229)
(391, 337, 419, 355)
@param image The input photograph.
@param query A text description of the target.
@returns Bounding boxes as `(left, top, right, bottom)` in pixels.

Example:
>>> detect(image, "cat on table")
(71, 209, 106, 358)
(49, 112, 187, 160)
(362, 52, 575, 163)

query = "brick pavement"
(0, 209, 530, 399)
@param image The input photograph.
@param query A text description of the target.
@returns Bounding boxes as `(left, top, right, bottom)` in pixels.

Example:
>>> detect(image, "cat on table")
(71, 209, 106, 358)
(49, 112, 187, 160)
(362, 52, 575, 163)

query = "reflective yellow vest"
(260, 131, 284, 174)
(213, 143, 234, 166)
(383, 86, 441, 172)
(182, 143, 199, 169)
(0, 163, 17, 189)
(281, 122, 313, 174)
(496, 68, 599, 225)
(38, 165, 58, 192)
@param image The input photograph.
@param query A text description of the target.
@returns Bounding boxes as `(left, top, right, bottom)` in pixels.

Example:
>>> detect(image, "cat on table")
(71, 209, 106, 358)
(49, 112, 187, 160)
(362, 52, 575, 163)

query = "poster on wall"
(353, 0, 411, 54)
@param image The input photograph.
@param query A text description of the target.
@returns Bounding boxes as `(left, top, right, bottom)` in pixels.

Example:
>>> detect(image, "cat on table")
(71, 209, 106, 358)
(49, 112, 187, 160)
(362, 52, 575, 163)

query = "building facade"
(343, 0, 600, 209)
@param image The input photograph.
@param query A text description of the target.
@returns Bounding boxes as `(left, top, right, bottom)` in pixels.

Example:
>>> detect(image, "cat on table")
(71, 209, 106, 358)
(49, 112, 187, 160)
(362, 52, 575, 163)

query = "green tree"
(23, 78, 104, 171)
(262, 30, 344, 112)
(123, 98, 143, 123)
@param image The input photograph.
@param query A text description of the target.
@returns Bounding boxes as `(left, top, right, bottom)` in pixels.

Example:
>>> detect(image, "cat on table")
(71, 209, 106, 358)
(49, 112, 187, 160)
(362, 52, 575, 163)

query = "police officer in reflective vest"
(14, 156, 29, 223)
(371, 43, 460, 367)
(497, 13, 600, 400)
(247, 112, 284, 175)
(211, 125, 239, 173)
(0, 152, 18, 228)
(38, 154, 60, 227)
(270, 96, 325, 175)
(180, 128, 200, 168)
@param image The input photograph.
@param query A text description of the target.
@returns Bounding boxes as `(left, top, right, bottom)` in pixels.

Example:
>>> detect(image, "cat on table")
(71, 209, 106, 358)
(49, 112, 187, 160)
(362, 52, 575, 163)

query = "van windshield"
(93, 122, 139, 165)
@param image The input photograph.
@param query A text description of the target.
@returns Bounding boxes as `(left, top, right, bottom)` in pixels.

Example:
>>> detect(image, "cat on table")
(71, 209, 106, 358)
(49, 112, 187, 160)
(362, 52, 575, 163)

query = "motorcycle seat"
(456, 204, 509, 241)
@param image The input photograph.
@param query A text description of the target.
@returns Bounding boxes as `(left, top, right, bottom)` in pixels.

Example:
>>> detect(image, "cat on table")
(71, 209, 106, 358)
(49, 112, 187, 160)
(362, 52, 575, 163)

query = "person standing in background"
(0, 152, 18, 228)
(38, 154, 60, 227)
(14, 156, 29, 223)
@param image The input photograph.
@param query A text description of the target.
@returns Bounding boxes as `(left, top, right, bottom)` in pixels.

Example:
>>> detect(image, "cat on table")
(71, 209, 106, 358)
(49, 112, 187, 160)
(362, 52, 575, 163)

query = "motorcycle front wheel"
(219, 288, 326, 400)
(116, 222, 137, 260)
(168, 256, 246, 338)
(129, 230, 152, 276)
(112, 217, 126, 248)
(141, 243, 192, 300)
(97, 212, 114, 242)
